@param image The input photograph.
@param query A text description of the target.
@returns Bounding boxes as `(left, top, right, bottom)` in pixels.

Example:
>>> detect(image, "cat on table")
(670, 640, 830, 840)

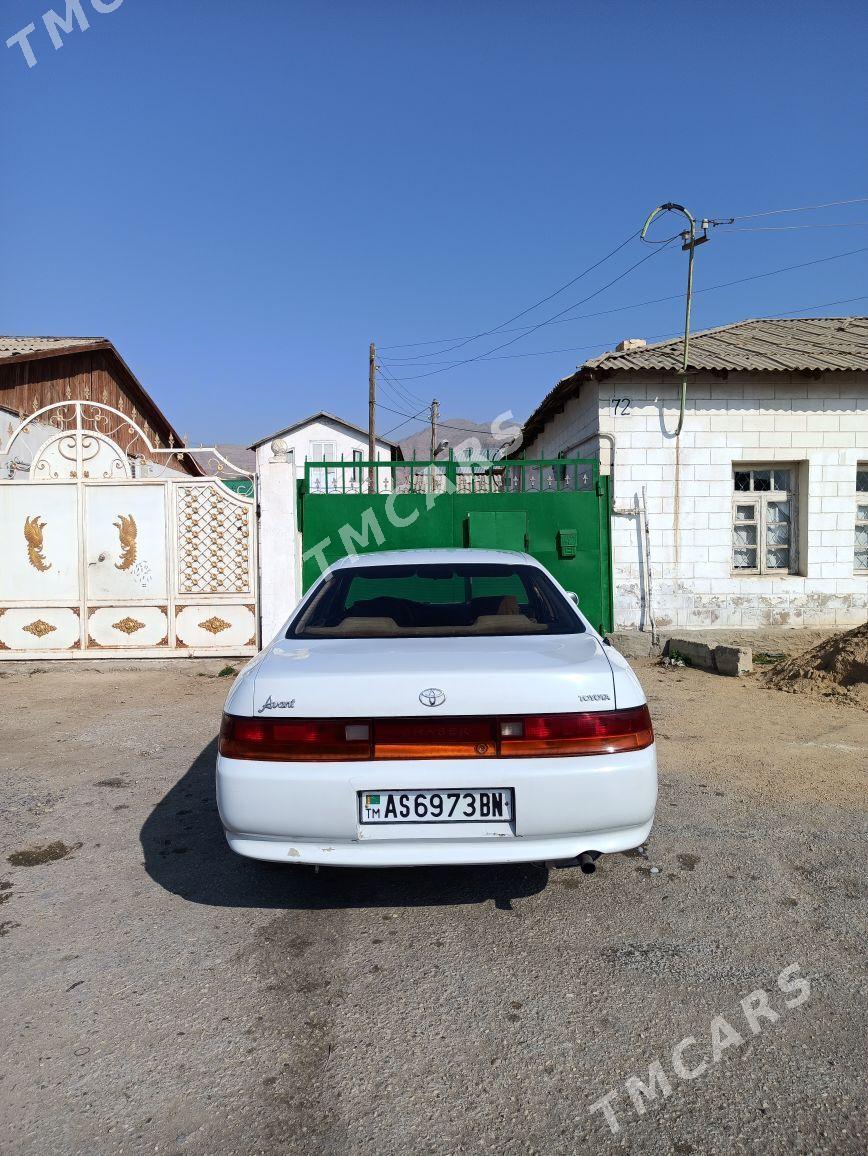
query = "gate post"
(257, 439, 300, 646)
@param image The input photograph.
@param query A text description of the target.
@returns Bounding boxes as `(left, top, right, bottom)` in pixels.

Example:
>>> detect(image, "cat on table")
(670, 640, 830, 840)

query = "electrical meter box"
(557, 528, 578, 559)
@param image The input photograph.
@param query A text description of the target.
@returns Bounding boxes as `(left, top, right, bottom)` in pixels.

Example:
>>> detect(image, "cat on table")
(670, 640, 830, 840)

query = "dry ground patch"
(0, 659, 865, 1155)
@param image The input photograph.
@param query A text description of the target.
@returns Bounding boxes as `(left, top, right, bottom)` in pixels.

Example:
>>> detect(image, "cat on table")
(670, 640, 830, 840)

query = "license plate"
(359, 788, 514, 825)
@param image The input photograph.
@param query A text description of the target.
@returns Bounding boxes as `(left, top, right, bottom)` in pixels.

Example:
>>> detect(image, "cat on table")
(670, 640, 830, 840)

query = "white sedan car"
(217, 548, 656, 872)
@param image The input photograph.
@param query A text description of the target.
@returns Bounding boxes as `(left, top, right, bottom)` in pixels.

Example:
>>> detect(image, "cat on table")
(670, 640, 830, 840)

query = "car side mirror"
(567, 591, 579, 606)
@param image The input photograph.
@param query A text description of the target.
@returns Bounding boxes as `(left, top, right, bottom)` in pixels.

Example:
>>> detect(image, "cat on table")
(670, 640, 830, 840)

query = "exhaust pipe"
(579, 851, 600, 875)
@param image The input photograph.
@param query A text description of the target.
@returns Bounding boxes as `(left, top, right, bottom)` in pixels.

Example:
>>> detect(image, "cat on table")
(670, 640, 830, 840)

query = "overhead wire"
(715, 222, 868, 232)
(380, 404, 432, 439)
(375, 401, 499, 438)
(379, 292, 868, 366)
(373, 290, 868, 437)
(376, 358, 425, 404)
(383, 240, 679, 383)
(378, 243, 868, 364)
(718, 195, 868, 222)
(376, 364, 424, 410)
(387, 230, 641, 362)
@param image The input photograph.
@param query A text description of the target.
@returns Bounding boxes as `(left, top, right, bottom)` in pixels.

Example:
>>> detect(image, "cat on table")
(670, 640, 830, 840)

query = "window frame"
(308, 439, 340, 493)
(856, 465, 868, 574)
(352, 447, 364, 488)
(308, 439, 338, 462)
(731, 465, 797, 576)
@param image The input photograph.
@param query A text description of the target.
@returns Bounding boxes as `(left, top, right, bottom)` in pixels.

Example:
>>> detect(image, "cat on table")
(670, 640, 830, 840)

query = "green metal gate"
(298, 458, 613, 633)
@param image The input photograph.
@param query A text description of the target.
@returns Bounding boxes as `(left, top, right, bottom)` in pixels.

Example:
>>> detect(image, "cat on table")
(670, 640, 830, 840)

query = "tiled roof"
(0, 336, 107, 360)
(516, 316, 868, 450)
(585, 317, 868, 373)
(249, 411, 403, 454)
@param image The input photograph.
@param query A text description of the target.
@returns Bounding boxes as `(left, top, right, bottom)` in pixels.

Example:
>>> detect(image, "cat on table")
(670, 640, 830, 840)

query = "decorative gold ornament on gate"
(24, 516, 52, 572)
(114, 514, 138, 571)
(199, 616, 232, 635)
(23, 618, 56, 638)
(113, 616, 146, 635)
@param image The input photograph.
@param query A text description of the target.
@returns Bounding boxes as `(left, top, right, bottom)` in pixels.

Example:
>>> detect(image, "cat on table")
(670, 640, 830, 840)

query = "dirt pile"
(760, 621, 868, 708)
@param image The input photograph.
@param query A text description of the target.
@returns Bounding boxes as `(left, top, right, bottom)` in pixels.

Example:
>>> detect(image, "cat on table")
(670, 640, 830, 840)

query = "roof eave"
(249, 410, 402, 453)
(0, 339, 110, 366)
(510, 368, 586, 455)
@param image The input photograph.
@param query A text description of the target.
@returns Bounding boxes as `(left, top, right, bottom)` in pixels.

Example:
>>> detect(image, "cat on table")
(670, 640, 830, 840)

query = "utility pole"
(368, 342, 376, 493)
(429, 399, 439, 493)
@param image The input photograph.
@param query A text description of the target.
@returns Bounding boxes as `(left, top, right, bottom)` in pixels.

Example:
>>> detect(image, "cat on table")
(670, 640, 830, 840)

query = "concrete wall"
(257, 441, 302, 645)
(522, 371, 868, 630)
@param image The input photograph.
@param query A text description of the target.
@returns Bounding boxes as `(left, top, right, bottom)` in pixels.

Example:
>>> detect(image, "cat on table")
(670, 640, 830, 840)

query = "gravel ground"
(0, 659, 866, 1155)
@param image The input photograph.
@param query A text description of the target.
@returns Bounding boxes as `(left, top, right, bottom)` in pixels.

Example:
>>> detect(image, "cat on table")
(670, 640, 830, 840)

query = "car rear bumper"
(216, 745, 657, 868)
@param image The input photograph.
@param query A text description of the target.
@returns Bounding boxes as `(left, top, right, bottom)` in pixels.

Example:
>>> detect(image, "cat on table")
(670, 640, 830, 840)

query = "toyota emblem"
(419, 688, 446, 708)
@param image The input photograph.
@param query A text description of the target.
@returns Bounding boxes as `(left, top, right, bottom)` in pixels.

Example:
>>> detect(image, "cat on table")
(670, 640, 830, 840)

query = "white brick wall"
(523, 372, 868, 630)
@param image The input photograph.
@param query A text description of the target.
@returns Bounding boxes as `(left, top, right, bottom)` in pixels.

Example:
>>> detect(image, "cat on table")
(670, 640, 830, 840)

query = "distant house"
(250, 411, 403, 492)
(0, 336, 201, 478)
(515, 317, 868, 632)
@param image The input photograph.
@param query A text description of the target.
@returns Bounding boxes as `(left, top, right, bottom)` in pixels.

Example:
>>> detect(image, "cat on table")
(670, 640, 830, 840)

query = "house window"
(309, 440, 337, 462)
(352, 448, 363, 487)
(308, 440, 338, 493)
(732, 466, 795, 573)
(856, 466, 868, 573)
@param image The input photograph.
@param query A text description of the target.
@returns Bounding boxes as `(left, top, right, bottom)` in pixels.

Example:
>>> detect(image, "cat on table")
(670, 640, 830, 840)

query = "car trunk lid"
(252, 634, 616, 718)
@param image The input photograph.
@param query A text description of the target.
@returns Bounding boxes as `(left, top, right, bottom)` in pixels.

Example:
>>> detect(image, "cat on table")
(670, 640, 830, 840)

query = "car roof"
(327, 547, 537, 571)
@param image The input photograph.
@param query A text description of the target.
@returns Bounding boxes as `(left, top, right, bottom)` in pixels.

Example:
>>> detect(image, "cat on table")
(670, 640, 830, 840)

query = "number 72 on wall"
(610, 398, 632, 416)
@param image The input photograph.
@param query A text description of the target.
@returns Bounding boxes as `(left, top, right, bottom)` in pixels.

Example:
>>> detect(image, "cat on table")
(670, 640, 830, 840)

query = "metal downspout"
(559, 431, 625, 516)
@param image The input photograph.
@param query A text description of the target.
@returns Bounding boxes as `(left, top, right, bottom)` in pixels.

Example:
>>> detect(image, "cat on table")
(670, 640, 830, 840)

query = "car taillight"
(498, 705, 654, 756)
(218, 715, 371, 761)
(373, 718, 498, 760)
(219, 706, 653, 761)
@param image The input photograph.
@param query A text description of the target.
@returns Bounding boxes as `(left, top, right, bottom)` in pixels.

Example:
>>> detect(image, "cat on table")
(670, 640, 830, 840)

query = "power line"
(378, 243, 868, 364)
(375, 291, 868, 437)
(718, 195, 868, 222)
(387, 230, 641, 362)
(380, 198, 868, 353)
(381, 292, 868, 366)
(373, 369, 409, 407)
(376, 360, 419, 402)
(380, 334, 685, 367)
(376, 401, 496, 438)
(376, 362, 426, 408)
(384, 240, 678, 383)
(767, 292, 868, 315)
(380, 404, 432, 439)
(717, 222, 868, 232)
(376, 366, 423, 410)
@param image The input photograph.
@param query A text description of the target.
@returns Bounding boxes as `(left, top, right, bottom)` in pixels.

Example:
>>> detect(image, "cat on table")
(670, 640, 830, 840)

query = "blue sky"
(2, 0, 867, 446)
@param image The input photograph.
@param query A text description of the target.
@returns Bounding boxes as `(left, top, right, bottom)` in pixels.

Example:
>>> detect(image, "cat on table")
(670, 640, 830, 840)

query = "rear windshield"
(288, 562, 583, 639)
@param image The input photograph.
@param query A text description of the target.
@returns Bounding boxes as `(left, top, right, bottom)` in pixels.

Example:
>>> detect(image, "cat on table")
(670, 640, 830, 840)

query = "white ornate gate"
(0, 402, 258, 658)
